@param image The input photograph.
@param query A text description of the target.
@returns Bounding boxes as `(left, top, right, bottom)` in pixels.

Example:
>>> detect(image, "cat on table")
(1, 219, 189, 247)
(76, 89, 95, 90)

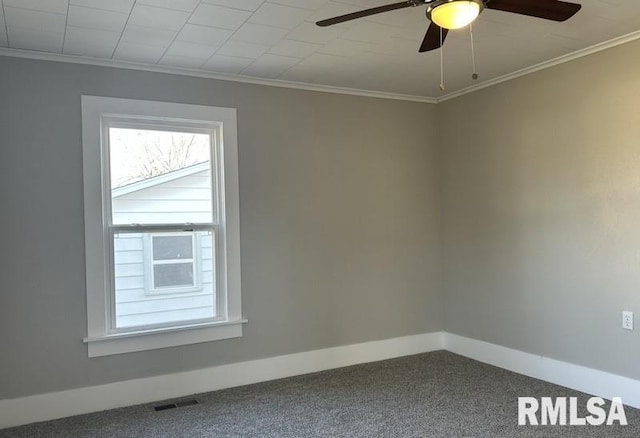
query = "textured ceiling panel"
(0, 0, 639, 97)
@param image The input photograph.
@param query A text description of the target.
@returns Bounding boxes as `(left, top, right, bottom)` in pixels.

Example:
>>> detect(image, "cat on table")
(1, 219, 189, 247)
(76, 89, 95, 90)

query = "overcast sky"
(109, 128, 211, 189)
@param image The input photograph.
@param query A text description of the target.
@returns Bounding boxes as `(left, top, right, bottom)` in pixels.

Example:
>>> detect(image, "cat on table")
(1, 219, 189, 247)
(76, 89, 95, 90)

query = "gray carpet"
(2, 351, 639, 437)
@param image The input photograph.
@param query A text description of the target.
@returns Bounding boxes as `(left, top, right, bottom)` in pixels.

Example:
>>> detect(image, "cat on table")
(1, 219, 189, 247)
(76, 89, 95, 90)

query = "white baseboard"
(4, 331, 640, 430)
(0, 332, 445, 429)
(444, 333, 640, 409)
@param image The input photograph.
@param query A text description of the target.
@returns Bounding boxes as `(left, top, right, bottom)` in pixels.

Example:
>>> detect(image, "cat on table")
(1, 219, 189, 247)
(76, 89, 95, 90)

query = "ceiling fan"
(316, 0, 582, 53)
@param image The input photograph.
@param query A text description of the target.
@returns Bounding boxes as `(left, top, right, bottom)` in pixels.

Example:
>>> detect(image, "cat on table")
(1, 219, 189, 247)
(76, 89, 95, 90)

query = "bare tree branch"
(117, 133, 204, 186)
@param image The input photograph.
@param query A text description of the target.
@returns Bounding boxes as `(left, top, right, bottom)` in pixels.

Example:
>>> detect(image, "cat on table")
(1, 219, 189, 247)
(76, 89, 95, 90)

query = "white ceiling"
(0, 0, 639, 98)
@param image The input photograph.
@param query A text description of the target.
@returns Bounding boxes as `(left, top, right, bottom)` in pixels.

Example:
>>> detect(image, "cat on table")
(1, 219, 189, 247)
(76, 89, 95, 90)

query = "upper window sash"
(103, 117, 222, 228)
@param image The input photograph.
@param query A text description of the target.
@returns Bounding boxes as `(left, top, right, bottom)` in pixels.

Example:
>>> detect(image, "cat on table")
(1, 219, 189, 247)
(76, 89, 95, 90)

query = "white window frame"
(82, 96, 245, 357)
(145, 232, 202, 295)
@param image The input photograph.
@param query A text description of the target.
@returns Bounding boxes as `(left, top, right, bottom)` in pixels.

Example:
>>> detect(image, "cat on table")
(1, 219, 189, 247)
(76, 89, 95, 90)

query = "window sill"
(84, 319, 247, 357)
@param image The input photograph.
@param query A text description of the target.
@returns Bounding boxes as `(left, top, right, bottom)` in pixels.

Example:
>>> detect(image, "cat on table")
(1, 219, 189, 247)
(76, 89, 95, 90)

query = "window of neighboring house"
(147, 233, 201, 294)
(82, 96, 245, 357)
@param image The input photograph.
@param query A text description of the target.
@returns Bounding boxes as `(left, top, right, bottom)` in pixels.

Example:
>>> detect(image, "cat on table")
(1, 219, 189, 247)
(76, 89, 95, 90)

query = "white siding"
(112, 168, 216, 328)
(112, 170, 213, 225)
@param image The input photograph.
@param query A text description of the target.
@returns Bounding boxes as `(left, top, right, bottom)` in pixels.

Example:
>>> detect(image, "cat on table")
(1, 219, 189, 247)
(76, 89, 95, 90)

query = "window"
(148, 233, 200, 293)
(82, 96, 244, 357)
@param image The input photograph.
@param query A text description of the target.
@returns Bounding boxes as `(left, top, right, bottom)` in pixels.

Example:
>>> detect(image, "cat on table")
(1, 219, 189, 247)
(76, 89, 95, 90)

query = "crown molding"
(1, 29, 640, 105)
(0, 48, 437, 104)
(436, 29, 640, 103)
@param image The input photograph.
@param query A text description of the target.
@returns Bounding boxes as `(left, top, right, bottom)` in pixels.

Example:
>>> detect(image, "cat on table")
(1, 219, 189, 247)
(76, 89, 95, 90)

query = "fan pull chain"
(439, 26, 445, 91)
(470, 23, 478, 80)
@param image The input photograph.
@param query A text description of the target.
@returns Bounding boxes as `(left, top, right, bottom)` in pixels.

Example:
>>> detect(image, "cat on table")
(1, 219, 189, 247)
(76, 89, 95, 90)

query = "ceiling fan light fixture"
(428, 0, 483, 30)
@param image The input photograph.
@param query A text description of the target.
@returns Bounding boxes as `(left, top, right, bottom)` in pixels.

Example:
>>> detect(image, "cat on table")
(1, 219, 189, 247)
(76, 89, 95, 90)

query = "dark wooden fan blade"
(316, 1, 413, 27)
(419, 23, 448, 52)
(486, 0, 581, 22)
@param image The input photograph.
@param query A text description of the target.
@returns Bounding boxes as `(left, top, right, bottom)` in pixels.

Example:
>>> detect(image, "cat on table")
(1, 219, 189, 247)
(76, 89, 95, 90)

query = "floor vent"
(176, 399, 200, 407)
(154, 399, 199, 412)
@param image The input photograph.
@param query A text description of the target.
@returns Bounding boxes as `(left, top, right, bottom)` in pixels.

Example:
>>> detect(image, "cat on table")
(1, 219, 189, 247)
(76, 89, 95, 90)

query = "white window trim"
(81, 96, 245, 357)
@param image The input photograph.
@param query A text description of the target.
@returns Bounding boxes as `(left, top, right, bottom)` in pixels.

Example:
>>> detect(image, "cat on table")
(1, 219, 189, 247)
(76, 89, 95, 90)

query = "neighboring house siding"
(113, 170, 213, 224)
(112, 168, 215, 328)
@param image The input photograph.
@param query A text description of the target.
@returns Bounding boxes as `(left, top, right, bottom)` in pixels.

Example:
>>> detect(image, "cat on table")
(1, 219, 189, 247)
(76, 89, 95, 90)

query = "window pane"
(113, 230, 216, 329)
(153, 235, 193, 260)
(109, 128, 214, 225)
(154, 263, 194, 288)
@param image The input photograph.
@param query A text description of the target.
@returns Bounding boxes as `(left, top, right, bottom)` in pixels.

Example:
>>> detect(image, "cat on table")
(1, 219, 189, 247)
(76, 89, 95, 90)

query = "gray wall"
(0, 56, 443, 399)
(440, 39, 640, 380)
(6, 35, 638, 401)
